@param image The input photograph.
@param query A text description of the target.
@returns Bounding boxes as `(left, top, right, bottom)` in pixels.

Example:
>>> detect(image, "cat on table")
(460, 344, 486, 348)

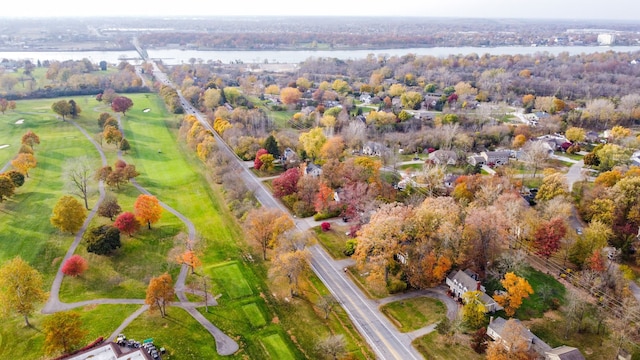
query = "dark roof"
(546, 346, 586, 360)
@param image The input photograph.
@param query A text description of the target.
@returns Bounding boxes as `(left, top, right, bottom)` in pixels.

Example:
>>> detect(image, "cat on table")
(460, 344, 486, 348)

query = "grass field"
(412, 332, 483, 360)
(260, 333, 297, 360)
(0, 94, 373, 359)
(380, 297, 446, 332)
(313, 225, 351, 259)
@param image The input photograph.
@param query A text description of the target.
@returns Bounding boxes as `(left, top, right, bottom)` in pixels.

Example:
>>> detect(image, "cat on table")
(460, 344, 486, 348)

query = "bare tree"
(316, 335, 347, 360)
(520, 141, 550, 179)
(63, 156, 94, 210)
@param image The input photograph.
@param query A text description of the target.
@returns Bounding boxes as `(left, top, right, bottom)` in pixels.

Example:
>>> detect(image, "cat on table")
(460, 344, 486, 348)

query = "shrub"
(386, 278, 407, 294)
(321, 222, 331, 232)
(344, 239, 357, 256)
(85, 225, 121, 255)
(61, 255, 88, 277)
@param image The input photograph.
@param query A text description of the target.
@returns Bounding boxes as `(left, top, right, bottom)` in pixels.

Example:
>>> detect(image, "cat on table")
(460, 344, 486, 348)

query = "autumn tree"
(535, 171, 567, 201)
(103, 125, 122, 146)
(512, 134, 526, 149)
(11, 153, 37, 177)
(493, 272, 534, 317)
(280, 87, 302, 106)
(254, 148, 268, 170)
(270, 248, 310, 297)
(4, 170, 25, 188)
(353, 203, 413, 291)
(244, 208, 294, 260)
(114, 211, 140, 236)
(0, 257, 47, 326)
(51, 195, 87, 234)
(84, 225, 121, 255)
(61, 255, 88, 277)
(0, 98, 8, 114)
(111, 96, 133, 115)
(145, 273, 175, 318)
(21, 130, 40, 149)
(534, 217, 567, 259)
(42, 311, 87, 355)
(180, 250, 202, 274)
(462, 290, 487, 329)
(0, 174, 16, 202)
(299, 127, 327, 161)
(134, 194, 163, 229)
(51, 100, 71, 120)
(63, 156, 94, 210)
(317, 294, 338, 320)
(272, 168, 300, 198)
(565, 127, 586, 143)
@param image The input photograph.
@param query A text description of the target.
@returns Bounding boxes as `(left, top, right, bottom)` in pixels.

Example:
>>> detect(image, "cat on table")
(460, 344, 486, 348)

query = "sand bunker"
(0, 145, 9, 150)
(15, 119, 24, 124)
(143, 108, 151, 113)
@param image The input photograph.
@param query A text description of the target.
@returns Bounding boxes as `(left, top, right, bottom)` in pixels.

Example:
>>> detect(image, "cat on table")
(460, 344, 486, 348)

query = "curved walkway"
(41, 116, 239, 356)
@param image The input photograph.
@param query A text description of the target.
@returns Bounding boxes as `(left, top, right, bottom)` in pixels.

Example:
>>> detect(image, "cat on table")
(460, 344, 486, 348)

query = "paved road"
(150, 62, 424, 359)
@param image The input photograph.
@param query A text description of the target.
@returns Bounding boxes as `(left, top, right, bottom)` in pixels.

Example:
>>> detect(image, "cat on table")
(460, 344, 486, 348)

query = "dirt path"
(41, 116, 238, 356)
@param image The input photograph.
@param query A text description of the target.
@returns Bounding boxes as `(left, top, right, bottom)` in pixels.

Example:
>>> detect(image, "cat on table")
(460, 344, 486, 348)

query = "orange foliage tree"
(11, 153, 37, 177)
(145, 273, 174, 318)
(134, 194, 163, 229)
(181, 250, 202, 274)
(493, 272, 534, 317)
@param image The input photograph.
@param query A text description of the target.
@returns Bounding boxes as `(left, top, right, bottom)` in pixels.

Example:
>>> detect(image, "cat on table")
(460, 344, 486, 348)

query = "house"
(362, 141, 386, 157)
(545, 345, 586, 360)
(429, 150, 458, 165)
(443, 173, 460, 188)
(282, 147, 300, 168)
(481, 150, 511, 166)
(487, 317, 552, 356)
(305, 162, 322, 178)
(445, 269, 502, 312)
(536, 134, 569, 152)
(359, 94, 372, 104)
(467, 155, 486, 166)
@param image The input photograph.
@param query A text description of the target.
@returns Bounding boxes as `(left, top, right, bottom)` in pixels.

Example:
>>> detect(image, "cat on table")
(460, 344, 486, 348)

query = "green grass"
(398, 163, 423, 171)
(242, 303, 267, 328)
(122, 308, 222, 359)
(412, 332, 483, 360)
(260, 333, 297, 360)
(0, 94, 374, 360)
(380, 297, 446, 332)
(269, 110, 297, 129)
(313, 225, 350, 260)
(513, 266, 566, 320)
(527, 311, 625, 360)
(209, 262, 254, 300)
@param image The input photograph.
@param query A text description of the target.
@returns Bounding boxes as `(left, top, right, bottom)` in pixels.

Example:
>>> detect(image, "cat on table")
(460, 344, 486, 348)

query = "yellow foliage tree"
(145, 273, 174, 318)
(493, 272, 534, 317)
(50, 195, 87, 234)
(213, 117, 232, 134)
(0, 257, 47, 327)
(43, 311, 87, 355)
(11, 153, 37, 177)
(244, 208, 294, 260)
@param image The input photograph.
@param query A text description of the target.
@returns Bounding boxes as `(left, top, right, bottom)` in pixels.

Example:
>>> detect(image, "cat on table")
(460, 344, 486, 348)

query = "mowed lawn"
(380, 297, 446, 332)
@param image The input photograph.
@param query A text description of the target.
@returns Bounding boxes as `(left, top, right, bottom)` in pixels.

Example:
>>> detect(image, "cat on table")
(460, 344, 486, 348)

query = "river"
(2, 45, 639, 65)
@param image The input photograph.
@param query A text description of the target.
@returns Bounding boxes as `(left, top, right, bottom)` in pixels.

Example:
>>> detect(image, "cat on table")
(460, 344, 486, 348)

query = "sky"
(3, 0, 640, 20)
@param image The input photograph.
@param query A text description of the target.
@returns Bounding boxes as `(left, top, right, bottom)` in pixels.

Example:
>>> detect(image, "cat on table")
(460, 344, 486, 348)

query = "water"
(2, 45, 638, 65)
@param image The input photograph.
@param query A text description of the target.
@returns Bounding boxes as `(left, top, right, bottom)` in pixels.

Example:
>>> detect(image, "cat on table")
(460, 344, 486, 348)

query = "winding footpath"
(41, 117, 239, 356)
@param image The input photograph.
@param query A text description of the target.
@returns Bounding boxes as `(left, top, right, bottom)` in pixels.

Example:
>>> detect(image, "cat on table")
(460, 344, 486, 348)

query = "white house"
(429, 150, 458, 165)
(545, 345, 586, 360)
(304, 162, 322, 178)
(445, 269, 502, 312)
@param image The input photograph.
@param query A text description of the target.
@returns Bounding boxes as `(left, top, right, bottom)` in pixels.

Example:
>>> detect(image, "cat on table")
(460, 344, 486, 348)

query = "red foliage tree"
(534, 217, 567, 259)
(254, 148, 268, 170)
(114, 159, 127, 169)
(113, 211, 140, 236)
(61, 255, 88, 277)
(272, 168, 300, 198)
(321, 222, 331, 232)
(586, 249, 606, 272)
(111, 96, 133, 115)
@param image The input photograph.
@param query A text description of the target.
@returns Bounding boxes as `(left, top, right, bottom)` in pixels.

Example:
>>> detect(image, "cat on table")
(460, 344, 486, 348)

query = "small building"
(481, 150, 511, 166)
(467, 155, 486, 166)
(443, 173, 460, 188)
(305, 162, 322, 178)
(545, 345, 586, 360)
(446, 269, 502, 312)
